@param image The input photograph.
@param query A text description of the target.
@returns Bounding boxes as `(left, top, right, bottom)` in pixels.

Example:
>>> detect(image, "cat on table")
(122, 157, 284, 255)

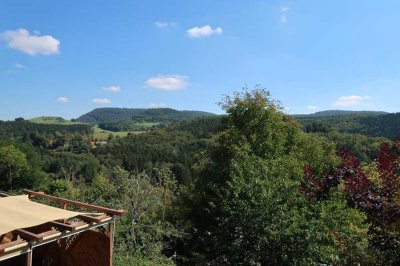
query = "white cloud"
(57, 97, 69, 103)
(15, 63, 25, 69)
(155, 21, 168, 28)
(332, 95, 372, 107)
(187, 25, 222, 38)
(280, 16, 287, 23)
(1, 28, 60, 55)
(281, 6, 290, 12)
(102, 86, 121, 93)
(92, 98, 111, 104)
(307, 105, 319, 111)
(145, 75, 188, 91)
(150, 103, 167, 108)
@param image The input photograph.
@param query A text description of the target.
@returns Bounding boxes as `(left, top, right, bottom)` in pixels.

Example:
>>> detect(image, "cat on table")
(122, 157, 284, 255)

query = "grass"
(92, 125, 144, 140)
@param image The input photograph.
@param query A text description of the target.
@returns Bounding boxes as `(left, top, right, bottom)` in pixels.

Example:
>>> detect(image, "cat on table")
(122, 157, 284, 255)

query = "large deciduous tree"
(176, 87, 369, 264)
(0, 145, 29, 190)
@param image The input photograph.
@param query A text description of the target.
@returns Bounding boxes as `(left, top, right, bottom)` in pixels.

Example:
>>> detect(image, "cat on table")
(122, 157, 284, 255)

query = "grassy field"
(30, 116, 84, 125)
(92, 125, 144, 140)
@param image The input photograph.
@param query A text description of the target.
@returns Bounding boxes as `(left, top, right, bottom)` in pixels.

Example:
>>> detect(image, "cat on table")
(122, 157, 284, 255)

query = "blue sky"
(1, 1, 400, 120)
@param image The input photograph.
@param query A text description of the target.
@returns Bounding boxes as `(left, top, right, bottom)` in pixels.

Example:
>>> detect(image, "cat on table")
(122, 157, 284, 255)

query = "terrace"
(0, 190, 126, 266)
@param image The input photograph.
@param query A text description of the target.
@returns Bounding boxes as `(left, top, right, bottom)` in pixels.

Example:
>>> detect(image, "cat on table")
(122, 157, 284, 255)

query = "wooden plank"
(0, 239, 27, 253)
(78, 214, 111, 223)
(23, 190, 126, 216)
(38, 229, 61, 241)
(71, 221, 89, 231)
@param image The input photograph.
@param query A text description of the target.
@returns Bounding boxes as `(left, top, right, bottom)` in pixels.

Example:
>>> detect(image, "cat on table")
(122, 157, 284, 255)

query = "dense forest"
(77, 107, 215, 123)
(1, 88, 400, 264)
(297, 111, 400, 139)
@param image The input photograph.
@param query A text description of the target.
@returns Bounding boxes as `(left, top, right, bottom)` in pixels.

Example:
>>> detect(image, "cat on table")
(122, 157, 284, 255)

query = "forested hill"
(295, 111, 400, 139)
(293, 110, 387, 118)
(76, 108, 216, 123)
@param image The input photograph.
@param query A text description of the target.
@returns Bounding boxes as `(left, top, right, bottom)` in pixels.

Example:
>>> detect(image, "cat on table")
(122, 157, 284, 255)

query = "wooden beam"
(50, 221, 88, 231)
(49, 221, 76, 231)
(26, 250, 32, 266)
(78, 214, 111, 223)
(15, 229, 43, 243)
(108, 222, 114, 266)
(23, 190, 126, 216)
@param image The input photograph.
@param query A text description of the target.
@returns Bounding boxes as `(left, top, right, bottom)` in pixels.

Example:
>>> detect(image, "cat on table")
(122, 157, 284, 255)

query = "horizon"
(2, 1, 400, 120)
(3, 107, 392, 122)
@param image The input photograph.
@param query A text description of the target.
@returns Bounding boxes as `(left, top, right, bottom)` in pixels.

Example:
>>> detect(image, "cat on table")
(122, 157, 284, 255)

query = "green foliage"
(314, 131, 387, 162)
(0, 145, 29, 190)
(167, 116, 223, 139)
(99, 121, 159, 132)
(0, 120, 91, 140)
(94, 129, 208, 184)
(296, 111, 400, 139)
(176, 87, 369, 264)
(30, 116, 85, 125)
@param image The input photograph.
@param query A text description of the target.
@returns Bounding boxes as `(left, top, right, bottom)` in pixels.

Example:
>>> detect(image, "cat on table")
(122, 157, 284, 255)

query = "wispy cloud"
(155, 21, 168, 28)
(102, 86, 121, 93)
(307, 105, 319, 111)
(155, 21, 177, 29)
(145, 75, 188, 91)
(57, 97, 69, 103)
(93, 98, 111, 104)
(150, 103, 167, 108)
(2, 63, 26, 75)
(332, 95, 372, 107)
(187, 25, 222, 38)
(280, 6, 290, 23)
(1, 28, 60, 55)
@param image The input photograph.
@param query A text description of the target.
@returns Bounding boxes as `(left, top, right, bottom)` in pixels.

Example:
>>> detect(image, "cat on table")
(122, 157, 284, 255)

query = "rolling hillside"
(294, 111, 400, 139)
(76, 108, 216, 124)
(293, 110, 387, 118)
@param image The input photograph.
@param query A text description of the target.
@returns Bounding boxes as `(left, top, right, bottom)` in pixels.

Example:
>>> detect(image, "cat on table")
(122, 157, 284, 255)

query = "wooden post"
(26, 250, 32, 266)
(108, 221, 114, 266)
